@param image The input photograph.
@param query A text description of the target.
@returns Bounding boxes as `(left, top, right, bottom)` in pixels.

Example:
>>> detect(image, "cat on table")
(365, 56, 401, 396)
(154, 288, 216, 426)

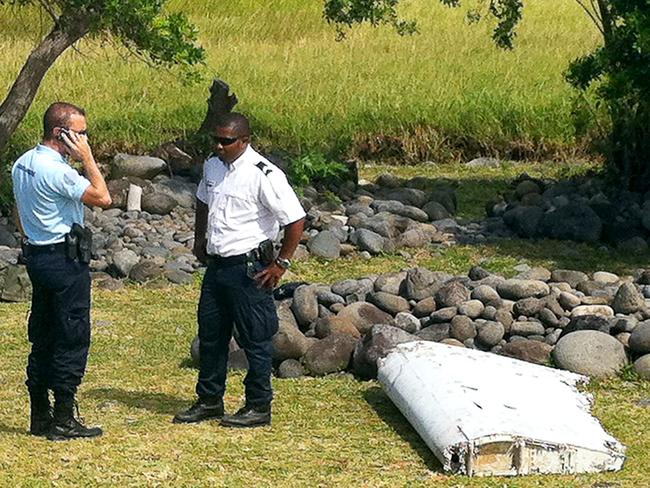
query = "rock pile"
(206, 265, 650, 381)
(487, 173, 650, 251)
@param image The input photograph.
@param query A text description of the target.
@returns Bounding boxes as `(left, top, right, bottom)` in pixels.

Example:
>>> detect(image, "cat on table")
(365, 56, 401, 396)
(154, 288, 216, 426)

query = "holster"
(257, 239, 275, 266)
(66, 223, 93, 264)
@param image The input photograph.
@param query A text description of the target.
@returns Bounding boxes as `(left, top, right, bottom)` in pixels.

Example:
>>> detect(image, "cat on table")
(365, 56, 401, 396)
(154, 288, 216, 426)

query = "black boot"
(173, 398, 224, 424)
(47, 394, 102, 441)
(221, 404, 271, 428)
(29, 389, 52, 436)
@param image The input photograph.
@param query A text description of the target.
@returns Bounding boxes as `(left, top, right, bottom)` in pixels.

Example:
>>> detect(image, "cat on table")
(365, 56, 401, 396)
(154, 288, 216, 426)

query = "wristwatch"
(275, 256, 292, 270)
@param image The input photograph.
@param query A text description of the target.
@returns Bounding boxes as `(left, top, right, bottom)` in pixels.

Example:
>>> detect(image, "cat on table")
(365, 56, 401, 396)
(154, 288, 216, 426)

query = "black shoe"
(47, 401, 102, 441)
(29, 389, 53, 437)
(47, 417, 103, 441)
(173, 399, 224, 424)
(221, 405, 271, 428)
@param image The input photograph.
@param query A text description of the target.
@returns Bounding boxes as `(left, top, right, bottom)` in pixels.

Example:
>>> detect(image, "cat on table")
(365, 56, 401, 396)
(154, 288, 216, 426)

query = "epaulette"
(255, 161, 273, 176)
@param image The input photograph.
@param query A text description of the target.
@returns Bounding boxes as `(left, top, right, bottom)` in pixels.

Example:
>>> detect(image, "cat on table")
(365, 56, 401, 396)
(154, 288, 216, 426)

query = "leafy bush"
(288, 152, 350, 188)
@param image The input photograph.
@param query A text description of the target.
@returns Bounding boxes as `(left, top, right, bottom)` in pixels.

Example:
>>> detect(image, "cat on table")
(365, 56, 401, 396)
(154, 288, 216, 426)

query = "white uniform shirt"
(196, 145, 305, 257)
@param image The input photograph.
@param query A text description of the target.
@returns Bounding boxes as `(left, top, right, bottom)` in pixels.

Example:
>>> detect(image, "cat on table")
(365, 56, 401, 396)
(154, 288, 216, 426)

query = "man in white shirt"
(174, 112, 305, 428)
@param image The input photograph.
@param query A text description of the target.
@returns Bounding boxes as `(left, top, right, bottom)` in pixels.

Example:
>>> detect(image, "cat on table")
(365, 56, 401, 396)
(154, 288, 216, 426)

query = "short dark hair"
(43, 102, 86, 140)
(215, 112, 250, 137)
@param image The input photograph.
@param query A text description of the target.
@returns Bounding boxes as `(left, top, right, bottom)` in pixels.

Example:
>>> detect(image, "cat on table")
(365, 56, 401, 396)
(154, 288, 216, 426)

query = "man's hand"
(193, 239, 208, 265)
(254, 262, 285, 289)
(61, 130, 93, 163)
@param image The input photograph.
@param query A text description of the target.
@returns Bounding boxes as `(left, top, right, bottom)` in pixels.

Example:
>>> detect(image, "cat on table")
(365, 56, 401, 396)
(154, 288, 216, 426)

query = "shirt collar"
(35, 144, 67, 164)
(222, 144, 252, 171)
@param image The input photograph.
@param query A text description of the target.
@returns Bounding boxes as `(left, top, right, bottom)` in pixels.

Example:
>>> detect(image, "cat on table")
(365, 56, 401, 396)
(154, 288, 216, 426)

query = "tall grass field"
(0, 0, 599, 162)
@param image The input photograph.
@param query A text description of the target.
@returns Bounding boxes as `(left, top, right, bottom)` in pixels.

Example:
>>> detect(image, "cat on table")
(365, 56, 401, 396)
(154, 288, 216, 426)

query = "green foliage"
(288, 152, 349, 188)
(323, 0, 417, 38)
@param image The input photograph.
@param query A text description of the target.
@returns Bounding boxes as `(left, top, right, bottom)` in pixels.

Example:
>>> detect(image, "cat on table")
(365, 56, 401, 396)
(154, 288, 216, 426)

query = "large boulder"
(272, 301, 312, 361)
(434, 281, 470, 308)
(540, 204, 603, 242)
(352, 324, 417, 379)
(314, 315, 361, 339)
(552, 330, 628, 378)
(367, 291, 410, 315)
(349, 228, 385, 254)
(290, 285, 319, 329)
(303, 334, 357, 376)
(307, 231, 341, 259)
(404, 267, 452, 301)
(612, 282, 646, 314)
(112, 153, 167, 180)
(336, 302, 394, 335)
(0, 264, 31, 302)
(503, 206, 543, 238)
(634, 354, 650, 380)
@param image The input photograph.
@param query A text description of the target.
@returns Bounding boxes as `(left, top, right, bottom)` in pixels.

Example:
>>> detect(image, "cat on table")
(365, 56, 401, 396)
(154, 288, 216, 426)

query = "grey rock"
(538, 308, 559, 327)
(593, 271, 620, 284)
(612, 282, 646, 314)
(378, 188, 427, 208)
(404, 268, 452, 301)
(559, 291, 581, 310)
(503, 206, 543, 238)
(113, 249, 140, 277)
(471, 285, 501, 306)
(481, 305, 497, 320)
(291, 285, 319, 329)
(430, 307, 457, 323)
(422, 201, 451, 221)
(374, 271, 406, 295)
(466, 157, 501, 168)
(152, 178, 197, 208)
(129, 260, 164, 282)
(272, 300, 311, 361)
(0, 265, 31, 302)
(633, 354, 650, 380)
(164, 269, 193, 285)
(412, 297, 436, 318)
(516, 180, 542, 197)
(303, 334, 357, 376)
(315, 289, 345, 306)
(468, 266, 491, 281)
(540, 204, 602, 242)
(513, 297, 545, 317)
(352, 324, 417, 379)
(560, 314, 611, 339)
(477, 321, 505, 348)
(495, 309, 514, 331)
(553, 330, 628, 378)
(450, 315, 477, 342)
(497, 280, 550, 300)
(427, 188, 457, 214)
(571, 305, 614, 318)
(0, 227, 18, 248)
(336, 301, 394, 335)
(307, 231, 341, 259)
(141, 192, 177, 215)
(457, 300, 484, 319)
(435, 281, 470, 308)
(277, 359, 305, 379)
(550, 269, 589, 288)
(394, 312, 421, 334)
(367, 291, 410, 315)
(350, 228, 385, 254)
(112, 153, 166, 180)
(501, 340, 553, 365)
(417, 323, 450, 342)
(629, 322, 650, 354)
(516, 267, 551, 282)
(509, 321, 546, 337)
(314, 315, 360, 339)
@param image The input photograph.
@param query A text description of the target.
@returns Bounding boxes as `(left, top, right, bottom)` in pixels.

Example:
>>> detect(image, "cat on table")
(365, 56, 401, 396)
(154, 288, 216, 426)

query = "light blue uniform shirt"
(12, 144, 91, 245)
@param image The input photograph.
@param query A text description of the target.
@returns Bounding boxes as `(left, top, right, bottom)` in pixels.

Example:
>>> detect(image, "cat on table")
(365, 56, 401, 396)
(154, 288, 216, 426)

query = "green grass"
(0, 278, 649, 486)
(0, 0, 600, 161)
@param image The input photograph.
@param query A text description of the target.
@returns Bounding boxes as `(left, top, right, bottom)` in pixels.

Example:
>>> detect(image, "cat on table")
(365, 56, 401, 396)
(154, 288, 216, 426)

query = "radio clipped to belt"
(65, 223, 93, 263)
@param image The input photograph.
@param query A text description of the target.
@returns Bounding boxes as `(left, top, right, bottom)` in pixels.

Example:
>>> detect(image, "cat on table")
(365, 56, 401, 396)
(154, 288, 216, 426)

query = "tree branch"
(37, 0, 59, 23)
(574, 0, 604, 35)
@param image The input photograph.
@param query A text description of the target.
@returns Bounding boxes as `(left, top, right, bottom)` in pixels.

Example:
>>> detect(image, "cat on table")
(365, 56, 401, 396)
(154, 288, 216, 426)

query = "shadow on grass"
(0, 423, 28, 435)
(87, 388, 188, 415)
(363, 386, 442, 473)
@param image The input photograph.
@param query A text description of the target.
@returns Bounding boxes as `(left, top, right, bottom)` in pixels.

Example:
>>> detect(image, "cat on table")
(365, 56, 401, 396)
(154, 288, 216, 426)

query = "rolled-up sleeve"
(259, 171, 305, 226)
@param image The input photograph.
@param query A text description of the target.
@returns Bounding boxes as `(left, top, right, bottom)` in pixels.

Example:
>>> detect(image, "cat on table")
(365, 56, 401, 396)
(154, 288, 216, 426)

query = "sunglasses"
(213, 136, 240, 146)
(59, 127, 89, 137)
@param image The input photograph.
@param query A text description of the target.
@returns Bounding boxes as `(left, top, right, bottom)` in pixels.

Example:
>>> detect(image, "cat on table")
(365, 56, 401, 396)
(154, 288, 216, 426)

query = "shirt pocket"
(220, 189, 256, 223)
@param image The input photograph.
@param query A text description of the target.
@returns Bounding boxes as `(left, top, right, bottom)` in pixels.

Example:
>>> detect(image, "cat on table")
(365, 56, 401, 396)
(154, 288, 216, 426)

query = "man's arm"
(62, 131, 111, 208)
(255, 217, 305, 289)
(13, 204, 24, 237)
(193, 199, 209, 264)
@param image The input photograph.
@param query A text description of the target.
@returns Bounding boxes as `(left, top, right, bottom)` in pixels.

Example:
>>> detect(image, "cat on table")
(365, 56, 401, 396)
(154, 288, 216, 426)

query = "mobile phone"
(58, 128, 71, 141)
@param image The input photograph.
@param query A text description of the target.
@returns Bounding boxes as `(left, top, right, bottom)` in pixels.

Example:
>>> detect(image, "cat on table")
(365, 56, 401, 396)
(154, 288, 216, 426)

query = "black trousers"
(196, 260, 278, 407)
(25, 252, 91, 397)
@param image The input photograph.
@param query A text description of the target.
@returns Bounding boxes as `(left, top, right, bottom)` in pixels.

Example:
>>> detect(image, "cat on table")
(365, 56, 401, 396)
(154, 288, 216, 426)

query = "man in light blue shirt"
(12, 101, 111, 441)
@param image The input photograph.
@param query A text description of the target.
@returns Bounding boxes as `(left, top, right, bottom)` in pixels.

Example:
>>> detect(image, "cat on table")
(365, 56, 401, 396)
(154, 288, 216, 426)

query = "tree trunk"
(0, 21, 89, 153)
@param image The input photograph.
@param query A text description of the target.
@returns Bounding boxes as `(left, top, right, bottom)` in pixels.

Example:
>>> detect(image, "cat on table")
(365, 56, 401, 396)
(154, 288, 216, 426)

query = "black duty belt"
(207, 250, 258, 267)
(24, 242, 67, 256)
